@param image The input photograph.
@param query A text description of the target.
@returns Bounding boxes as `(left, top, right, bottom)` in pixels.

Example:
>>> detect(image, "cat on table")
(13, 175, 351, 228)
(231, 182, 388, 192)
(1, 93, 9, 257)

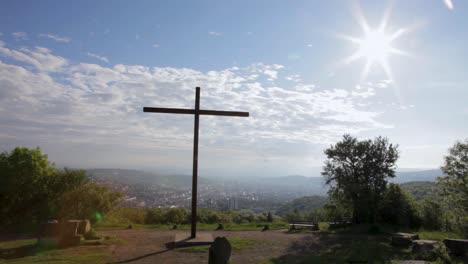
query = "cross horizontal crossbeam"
(143, 107, 249, 117)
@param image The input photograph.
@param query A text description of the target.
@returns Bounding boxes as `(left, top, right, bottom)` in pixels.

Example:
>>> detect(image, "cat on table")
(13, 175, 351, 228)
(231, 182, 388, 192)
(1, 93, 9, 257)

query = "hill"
(275, 195, 328, 215)
(87, 168, 210, 188)
(393, 169, 442, 183)
(399, 181, 439, 201)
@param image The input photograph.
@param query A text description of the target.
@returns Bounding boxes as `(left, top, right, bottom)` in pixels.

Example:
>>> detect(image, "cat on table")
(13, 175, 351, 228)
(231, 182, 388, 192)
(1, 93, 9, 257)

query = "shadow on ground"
(268, 233, 412, 264)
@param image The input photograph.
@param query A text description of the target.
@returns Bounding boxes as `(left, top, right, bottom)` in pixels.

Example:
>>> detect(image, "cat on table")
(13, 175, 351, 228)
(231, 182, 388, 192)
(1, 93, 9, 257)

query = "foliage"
(378, 183, 421, 228)
(56, 182, 122, 223)
(400, 181, 438, 201)
(0, 147, 56, 225)
(437, 139, 468, 236)
(420, 199, 444, 230)
(275, 195, 328, 216)
(322, 134, 399, 224)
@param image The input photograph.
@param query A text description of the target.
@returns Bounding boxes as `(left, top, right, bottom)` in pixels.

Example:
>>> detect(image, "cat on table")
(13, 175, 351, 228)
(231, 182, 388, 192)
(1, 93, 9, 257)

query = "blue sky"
(0, 0, 466, 177)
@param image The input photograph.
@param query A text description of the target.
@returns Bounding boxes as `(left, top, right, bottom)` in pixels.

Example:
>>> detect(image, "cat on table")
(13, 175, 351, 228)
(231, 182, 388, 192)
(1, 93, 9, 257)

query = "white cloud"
(0, 44, 67, 72)
(38, 34, 71, 43)
(0, 42, 394, 169)
(12, 32, 27, 40)
(208, 31, 221, 36)
(152, 43, 160, 48)
(87, 52, 109, 63)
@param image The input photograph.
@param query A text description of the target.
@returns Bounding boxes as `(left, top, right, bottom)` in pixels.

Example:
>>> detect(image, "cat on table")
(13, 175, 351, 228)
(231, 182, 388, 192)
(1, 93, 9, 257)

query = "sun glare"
(340, 6, 410, 81)
(360, 30, 392, 63)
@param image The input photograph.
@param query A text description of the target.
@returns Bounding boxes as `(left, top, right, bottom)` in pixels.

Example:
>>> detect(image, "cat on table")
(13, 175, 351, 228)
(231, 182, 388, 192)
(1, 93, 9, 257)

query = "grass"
(95, 222, 289, 231)
(0, 233, 126, 264)
(418, 230, 463, 241)
(176, 236, 258, 253)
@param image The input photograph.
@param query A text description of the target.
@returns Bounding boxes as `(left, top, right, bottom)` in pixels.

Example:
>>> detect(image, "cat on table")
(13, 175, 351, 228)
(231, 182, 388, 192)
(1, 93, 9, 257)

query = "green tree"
(378, 183, 421, 228)
(322, 135, 399, 224)
(0, 147, 56, 225)
(56, 182, 122, 223)
(420, 199, 444, 230)
(437, 139, 468, 235)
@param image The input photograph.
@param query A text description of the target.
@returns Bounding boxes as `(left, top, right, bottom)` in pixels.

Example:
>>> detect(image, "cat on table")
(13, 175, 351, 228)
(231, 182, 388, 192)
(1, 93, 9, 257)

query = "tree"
(322, 134, 399, 224)
(378, 183, 421, 228)
(267, 211, 273, 222)
(420, 199, 444, 230)
(0, 147, 56, 225)
(437, 139, 468, 235)
(57, 182, 122, 223)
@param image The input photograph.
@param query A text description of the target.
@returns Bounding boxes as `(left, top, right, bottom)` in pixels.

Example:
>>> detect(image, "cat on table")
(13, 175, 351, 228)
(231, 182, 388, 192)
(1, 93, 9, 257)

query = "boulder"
(209, 237, 231, 264)
(443, 239, 468, 257)
(412, 240, 438, 255)
(392, 233, 419, 247)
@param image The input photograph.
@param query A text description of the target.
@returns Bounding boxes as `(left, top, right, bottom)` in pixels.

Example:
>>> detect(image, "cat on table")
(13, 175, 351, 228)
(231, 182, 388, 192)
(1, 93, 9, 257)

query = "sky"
(0, 0, 466, 177)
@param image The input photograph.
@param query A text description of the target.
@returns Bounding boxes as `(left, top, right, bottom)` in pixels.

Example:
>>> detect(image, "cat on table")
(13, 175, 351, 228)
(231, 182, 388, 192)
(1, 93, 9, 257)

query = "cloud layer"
(0, 41, 391, 170)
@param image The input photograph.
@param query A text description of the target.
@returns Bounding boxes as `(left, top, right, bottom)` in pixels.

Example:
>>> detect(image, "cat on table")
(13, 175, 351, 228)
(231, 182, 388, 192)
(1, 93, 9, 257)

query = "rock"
(38, 222, 60, 238)
(209, 237, 231, 264)
(443, 239, 468, 256)
(412, 240, 438, 255)
(78, 220, 91, 234)
(392, 233, 419, 247)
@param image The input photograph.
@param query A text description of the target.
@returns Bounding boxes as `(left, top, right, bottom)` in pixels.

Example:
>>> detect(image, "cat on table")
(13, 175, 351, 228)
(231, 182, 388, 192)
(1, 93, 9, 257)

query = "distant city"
(89, 168, 441, 213)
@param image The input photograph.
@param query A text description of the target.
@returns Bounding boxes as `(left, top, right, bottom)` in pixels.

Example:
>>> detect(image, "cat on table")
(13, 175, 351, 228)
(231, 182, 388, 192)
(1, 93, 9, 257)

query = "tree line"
(321, 135, 467, 236)
(0, 147, 122, 230)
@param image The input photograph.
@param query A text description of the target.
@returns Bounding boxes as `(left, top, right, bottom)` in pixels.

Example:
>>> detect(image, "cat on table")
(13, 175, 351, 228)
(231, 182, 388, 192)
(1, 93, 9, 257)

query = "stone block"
(443, 239, 468, 257)
(412, 240, 438, 255)
(77, 220, 91, 235)
(392, 233, 419, 247)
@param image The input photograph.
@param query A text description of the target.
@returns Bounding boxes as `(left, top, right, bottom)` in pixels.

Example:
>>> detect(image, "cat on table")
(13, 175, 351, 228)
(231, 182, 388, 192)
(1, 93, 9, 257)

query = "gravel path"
(101, 229, 313, 264)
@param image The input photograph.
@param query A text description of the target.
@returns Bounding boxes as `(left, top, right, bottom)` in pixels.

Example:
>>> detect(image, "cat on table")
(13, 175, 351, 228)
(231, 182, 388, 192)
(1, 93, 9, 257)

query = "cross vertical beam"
(191, 87, 200, 238)
(143, 87, 249, 239)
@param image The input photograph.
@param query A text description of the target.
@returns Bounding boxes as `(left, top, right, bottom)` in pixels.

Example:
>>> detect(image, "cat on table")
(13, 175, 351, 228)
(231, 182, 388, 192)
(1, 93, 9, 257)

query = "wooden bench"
(328, 219, 352, 229)
(289, 221, 319, 231)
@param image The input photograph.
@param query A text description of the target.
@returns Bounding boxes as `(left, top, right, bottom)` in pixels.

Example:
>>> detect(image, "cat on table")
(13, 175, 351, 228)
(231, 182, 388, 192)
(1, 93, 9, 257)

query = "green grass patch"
(0, 239, 37, 249)
(418, 230, 462, 241)
(0, 237, 112, 264)
(1, 251, 108, 264)
(176, 236, 257, 253)
(95, 222, 289, 231)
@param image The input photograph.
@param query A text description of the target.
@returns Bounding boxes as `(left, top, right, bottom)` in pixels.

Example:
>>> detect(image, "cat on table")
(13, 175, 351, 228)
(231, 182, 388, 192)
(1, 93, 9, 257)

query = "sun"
(340, 7, 410, 81)
(359, 30, 393, 63)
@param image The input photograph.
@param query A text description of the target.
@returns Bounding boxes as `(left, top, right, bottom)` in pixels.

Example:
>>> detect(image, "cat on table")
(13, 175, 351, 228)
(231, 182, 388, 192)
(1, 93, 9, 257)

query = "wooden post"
(143, 87, 249, 239)
(191, 87, 200, 238)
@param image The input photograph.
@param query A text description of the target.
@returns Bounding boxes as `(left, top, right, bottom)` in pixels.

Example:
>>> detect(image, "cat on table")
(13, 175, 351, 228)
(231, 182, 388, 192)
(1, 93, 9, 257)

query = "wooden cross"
(143, 87, 249, 238)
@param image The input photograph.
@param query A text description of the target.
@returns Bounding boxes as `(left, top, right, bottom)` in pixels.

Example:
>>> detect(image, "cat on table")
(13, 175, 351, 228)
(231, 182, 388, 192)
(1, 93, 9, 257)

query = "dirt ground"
(101, 229, 314, 264)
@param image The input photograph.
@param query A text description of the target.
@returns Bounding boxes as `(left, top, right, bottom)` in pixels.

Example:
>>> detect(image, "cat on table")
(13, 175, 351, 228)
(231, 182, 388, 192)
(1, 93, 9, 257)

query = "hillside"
(400, 181, 439, 201)
(393, 169, 442, 183)
(275, 195, 328, 215)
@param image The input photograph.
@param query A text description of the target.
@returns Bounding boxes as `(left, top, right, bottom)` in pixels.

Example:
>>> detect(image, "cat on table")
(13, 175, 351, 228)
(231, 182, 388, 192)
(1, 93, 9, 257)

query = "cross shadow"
(109, 243, 174, 264)
(0, 244, 37, 259)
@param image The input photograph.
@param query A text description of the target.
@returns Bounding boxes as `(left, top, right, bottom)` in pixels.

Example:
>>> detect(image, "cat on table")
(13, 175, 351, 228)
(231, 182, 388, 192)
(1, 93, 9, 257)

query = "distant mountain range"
(393, 169, 442, 183)
(86, 168, 442, 197)
(87, 168, 210, 188)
